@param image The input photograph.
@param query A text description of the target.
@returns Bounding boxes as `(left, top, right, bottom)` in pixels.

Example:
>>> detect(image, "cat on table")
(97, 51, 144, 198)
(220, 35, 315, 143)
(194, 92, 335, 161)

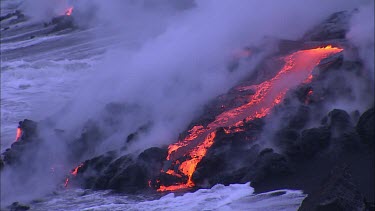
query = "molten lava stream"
(158, 46, 343, 191)
(64, 163, 84, 187)
(15, 127, 22, 142)
(71, 163, 84, 176)
(65, 7, 73, 16)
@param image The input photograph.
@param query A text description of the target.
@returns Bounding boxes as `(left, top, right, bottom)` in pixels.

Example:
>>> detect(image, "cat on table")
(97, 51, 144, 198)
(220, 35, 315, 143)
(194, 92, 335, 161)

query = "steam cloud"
(347, 1, 375, 87)
(1, 0, 373, 206)
(21, 0, 71, 21)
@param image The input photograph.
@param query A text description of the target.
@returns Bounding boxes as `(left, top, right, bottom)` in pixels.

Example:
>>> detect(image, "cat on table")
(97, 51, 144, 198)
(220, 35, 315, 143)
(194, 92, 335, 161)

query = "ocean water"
(31, 183, 306, 211)
(1, 1, 307, 210)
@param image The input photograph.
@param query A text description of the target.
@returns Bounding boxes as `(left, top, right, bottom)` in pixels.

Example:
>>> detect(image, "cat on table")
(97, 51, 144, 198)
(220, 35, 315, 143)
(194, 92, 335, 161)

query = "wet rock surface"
(298, 166, 366, 211)
(1, 9, 373, 210)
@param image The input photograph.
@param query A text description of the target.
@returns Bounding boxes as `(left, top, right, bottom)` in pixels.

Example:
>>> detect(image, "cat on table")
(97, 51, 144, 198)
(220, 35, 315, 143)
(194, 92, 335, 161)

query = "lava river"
(157, 46, 343, 191)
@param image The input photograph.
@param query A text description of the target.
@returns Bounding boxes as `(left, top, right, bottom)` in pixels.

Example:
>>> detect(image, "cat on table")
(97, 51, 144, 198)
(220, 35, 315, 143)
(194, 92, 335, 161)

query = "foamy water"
(31, 183, 305, 211)
(1, 58, 96, 148)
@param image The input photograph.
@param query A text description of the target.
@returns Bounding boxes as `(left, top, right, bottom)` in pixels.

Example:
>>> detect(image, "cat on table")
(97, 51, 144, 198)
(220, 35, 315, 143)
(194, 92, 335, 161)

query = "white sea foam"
(1, 34, 66, 51)
(30, 183, 306, 211)
(1, 58, 97, 148)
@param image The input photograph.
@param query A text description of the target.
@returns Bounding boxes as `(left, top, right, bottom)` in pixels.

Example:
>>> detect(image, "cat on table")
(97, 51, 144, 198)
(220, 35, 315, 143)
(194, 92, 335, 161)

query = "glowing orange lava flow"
(64, 178, 69, 187)
(158, 46, 343, 191)
(15, 128, 22, 142)
(64, 163, 84, 187)
(71, 163, 84, 176)
(65, 7, 73, 16)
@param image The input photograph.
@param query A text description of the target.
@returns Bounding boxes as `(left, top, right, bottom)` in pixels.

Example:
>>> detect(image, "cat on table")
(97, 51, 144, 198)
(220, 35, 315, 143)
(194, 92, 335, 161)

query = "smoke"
(1, 127, 69, 205)
(347, 1, 375, 88)
(53, 0, 362, 152)
(1, 0, 369, 206)
(260, 0, 374, 154)
(20, 0, 71, 21)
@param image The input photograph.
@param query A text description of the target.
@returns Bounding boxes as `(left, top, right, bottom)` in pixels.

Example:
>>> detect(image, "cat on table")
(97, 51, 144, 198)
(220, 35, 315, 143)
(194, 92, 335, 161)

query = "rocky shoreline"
(1, 10, 374, 211)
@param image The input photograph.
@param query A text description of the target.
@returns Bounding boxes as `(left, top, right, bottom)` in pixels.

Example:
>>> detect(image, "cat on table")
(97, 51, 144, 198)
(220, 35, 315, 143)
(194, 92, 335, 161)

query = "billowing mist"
(348, 1, 375, 86)
(52, 0, 364, 151)
(1, 0, 373, 205)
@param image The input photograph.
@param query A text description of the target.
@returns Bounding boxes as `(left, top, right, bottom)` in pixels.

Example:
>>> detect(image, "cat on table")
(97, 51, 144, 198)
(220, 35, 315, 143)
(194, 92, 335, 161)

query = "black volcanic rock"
(322, 109, 362, 152)
(302, 11, 352, 41)
(155, 170, 187, 188)
(193, 153, 229, 185)
(2, 119, 39, 166)
(274, 128, 301, 157)
(76, 154, 134, 190)
(138, 147, 169, 188)
(322, 109, 353, 132)
(192, 121, 263, 187)
(123, 123, 152, 149)
(298, 165, 366, 211)
(278, 125, 331, 160)
(247, 148, 292, 186)
(106, 163, 148, 192)
(7, 202, 30, 211)
(357, 107, 374, 147)
(138, 147, 167, 163)
(72, 147, 167, 193)
(68, 120, 103, 162)
(67, 152, 116, 189)
(50, 15, 75, 32)
(0, 8, 372, 211)
(194, 144, 292, 190)
(0, 157, 4, 170)
(18, 119, 38, 140)
(288, 105, 311, 130)
(298, 127, 331, 158)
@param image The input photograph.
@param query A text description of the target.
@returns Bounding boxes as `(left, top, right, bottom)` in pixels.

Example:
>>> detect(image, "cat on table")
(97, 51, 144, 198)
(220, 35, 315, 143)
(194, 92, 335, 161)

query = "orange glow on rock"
(305, 89, 314, 104)
(15, 128, 22, 142)
(304, 74, 314, 84)
(158, 45, 343, 191)
(165, 169, 183, 178)
(64, 163, 84, 188)
(71, 163, 84, 176)
(167, 125, 205, 160)
(65, 7, 73, 16)
(64, 178, 69, 187)
(178, 132, 216, 180)
(158, 183, 192, 192)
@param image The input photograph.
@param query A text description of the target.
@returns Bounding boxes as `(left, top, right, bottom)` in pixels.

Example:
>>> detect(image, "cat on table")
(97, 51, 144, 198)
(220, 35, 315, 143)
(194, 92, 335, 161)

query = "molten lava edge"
(157, 45, 343, 191)
(65, 7, 73, 16)
(15, 128, 22, 142)
(64, 163, 84, 187)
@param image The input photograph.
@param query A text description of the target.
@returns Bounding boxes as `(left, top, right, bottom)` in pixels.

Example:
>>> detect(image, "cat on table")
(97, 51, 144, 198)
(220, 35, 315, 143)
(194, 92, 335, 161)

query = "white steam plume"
(54, 0, 363, 152)
(347, 1, 375, 88)
(1, 0, 368, 206)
